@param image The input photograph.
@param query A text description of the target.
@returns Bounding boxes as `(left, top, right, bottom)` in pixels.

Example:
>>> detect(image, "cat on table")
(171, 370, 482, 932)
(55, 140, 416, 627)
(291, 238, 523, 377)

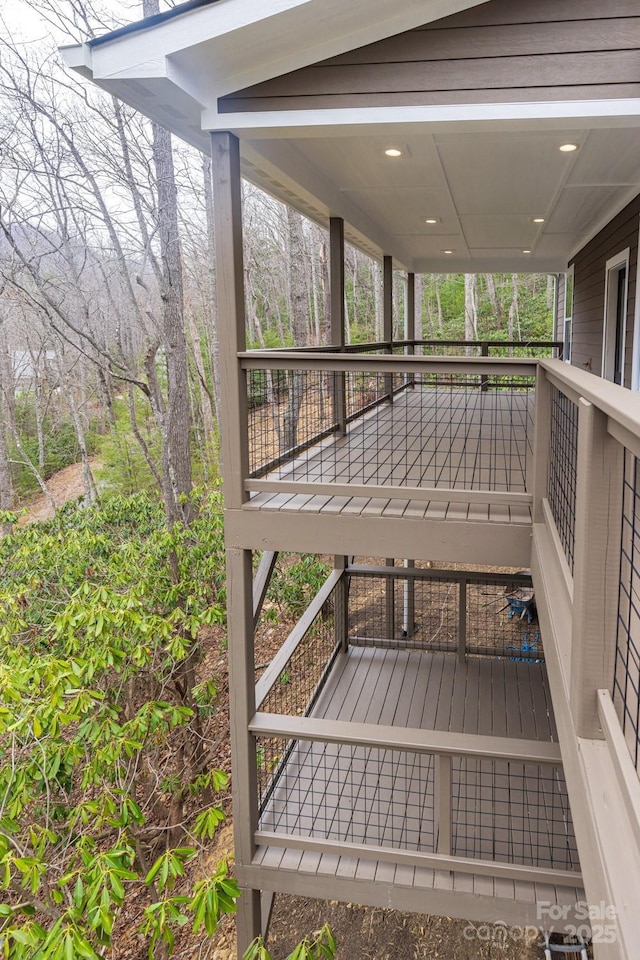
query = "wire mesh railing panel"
(346, 570, 543, 660)
(257, 739, 436, 851)
(466, 577, 543, 661)
(547, 385, 578, 572)
(451, 759, 578, 870)
(347, 572, 457, 651)
(614, 450, 640, 774)
(248, 369, 535, 491)
(259, 591, 339, 719)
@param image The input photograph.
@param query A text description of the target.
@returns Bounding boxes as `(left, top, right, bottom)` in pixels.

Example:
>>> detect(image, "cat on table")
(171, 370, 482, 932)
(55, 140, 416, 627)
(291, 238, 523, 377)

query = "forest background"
(0, 1, 556, 958)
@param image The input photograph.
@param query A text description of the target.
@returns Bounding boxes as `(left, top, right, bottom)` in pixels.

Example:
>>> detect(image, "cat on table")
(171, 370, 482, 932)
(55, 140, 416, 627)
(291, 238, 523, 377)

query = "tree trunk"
(464, 274, 478, 355)
(282, 208, 308, 452)
(434, 275, 444, 334)
(485, 274, 502, 329)
(144, 0, 193, 526)
(508, 273, 519, 355)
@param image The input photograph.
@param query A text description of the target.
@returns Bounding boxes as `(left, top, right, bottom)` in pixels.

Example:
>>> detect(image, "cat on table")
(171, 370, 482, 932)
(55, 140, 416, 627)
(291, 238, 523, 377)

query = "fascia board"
(63, 0, 488, 96)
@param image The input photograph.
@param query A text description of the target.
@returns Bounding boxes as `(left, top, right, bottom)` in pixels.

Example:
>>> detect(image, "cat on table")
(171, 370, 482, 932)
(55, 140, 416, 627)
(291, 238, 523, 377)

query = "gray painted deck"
(247, 387, 534, 523)
(254, 647, 582, 915)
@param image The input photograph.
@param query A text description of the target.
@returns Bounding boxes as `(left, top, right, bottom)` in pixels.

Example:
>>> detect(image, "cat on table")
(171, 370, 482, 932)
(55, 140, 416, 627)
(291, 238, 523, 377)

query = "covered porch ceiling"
(61, 0, 640, 273)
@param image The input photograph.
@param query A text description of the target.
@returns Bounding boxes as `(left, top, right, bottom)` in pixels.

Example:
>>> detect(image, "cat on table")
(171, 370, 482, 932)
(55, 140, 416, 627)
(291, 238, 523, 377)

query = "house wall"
(218, 0, 640, 113)
(569, 195, 640, 385)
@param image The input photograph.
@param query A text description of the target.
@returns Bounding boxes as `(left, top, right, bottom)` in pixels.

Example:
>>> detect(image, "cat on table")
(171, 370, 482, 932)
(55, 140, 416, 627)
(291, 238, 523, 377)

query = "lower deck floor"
(246, 646, 584, 927)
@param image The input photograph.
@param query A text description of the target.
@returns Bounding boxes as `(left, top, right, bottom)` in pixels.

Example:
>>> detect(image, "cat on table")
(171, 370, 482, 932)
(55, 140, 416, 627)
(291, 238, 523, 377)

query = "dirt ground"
(18, 457, 100, 524)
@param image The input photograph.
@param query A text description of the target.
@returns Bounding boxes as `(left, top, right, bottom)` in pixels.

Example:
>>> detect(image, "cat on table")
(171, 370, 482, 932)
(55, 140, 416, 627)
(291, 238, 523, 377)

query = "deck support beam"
(334, 556, 349, 653)
(406, 272, 416, 387)
(253, 550, 278, 627)
(227, 549, 260, 952)
(211, 131, 249, 507)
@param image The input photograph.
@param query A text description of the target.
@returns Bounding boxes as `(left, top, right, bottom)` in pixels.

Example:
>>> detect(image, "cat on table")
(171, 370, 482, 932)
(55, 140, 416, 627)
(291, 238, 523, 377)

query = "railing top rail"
(240, 352, 539, 375)
(250, 712, 563, 765)
(541, 358, 640, 446)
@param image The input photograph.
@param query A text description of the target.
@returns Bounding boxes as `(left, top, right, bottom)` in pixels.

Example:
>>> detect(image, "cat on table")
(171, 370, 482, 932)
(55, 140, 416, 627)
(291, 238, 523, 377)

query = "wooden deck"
(244, 647, 584, 926)
(246, 387, 534, 524)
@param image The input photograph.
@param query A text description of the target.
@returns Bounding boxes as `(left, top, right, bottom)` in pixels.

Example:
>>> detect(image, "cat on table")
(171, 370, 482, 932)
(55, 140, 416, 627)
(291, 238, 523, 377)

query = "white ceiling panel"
(434, 137, 578, 216)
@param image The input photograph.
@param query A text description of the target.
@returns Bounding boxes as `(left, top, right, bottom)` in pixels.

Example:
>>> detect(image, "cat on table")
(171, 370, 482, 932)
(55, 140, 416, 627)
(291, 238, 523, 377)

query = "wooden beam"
(383, 255, 393, 400)
(226, 548, 260, 950)
(211, 131, 249, 509)
(329, 217, 345, 348)
(252, 832, 581, 887)
(598, 689, 640, 855)
(531, 364, 552, 521)
(330, 217, 347, 435)
(240, 352, 537, 377)
(244, 479, 533, 505)
(226, 507, 533, 568)
(249, 712, 563, 764)
(253, 550, 278, 627)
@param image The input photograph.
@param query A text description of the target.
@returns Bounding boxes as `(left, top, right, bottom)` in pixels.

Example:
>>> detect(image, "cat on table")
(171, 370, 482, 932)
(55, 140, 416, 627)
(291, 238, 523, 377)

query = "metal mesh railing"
(247, 369, 535, 490)
(451, 758, 578, 869)
(547, 385, 578, 572)
(614, 450, 640, 773)
(257, 740, 436, 852)
(346, 568, 543, 661)
(256, 736, 575, 871)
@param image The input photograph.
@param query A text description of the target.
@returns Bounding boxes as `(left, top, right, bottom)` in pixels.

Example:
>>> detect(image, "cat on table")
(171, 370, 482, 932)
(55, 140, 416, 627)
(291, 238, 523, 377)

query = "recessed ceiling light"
(522, 249, 532, 254)
(559, 143, 579, 152)
(385, 148, 402, 157)
(533, 217, 545, 224)
(425, 217, 440, 224)
(442, 249, 454, 254)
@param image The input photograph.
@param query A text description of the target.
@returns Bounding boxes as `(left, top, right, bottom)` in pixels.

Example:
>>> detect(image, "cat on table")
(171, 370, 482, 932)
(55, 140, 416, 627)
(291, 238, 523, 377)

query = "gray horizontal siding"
(219, 0, 640, 113)
(569, 195, 640, 385)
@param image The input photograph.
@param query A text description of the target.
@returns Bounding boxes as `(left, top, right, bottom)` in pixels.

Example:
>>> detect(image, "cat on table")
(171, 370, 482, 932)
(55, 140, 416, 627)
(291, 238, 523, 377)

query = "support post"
(436, 754, 452, 855)
(406, 273, 416, 388)
(226, 548, 260, 951)
(383, 255, 393, 402)
(334, 554, 349, 653)
(570, 400, 624, 739)
(211, 131, 249, 507)
(530, 363, 552, 517)
(403, 558, 415, 638)
(480, 340, 489, 392)
(458, 578, 467, 665)
(330, 217, 347, 435)
(385, 557, 395, 641)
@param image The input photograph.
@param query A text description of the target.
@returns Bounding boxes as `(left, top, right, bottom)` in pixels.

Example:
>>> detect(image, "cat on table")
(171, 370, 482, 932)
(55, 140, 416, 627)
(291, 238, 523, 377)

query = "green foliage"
(243, 924, 336, 960)
(266, 555, 331, 618)
(10, 394, 100, 500)
(0, 490, 235, 957)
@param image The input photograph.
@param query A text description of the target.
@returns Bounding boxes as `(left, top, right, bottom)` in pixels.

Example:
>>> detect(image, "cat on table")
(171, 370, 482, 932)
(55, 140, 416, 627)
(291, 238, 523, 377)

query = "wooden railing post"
(334, 555, 349, 653)
(570, 400, 624, 739)
(383, 255, 393, 402)
(530, 363, 552, 517)
(436, 754, 452, 855)
(458, 578, 467, 665)
(403, 559, 415, 638)
(330, 217, 347, 435)
(385, 557, 395, 641)
(406, 273, 416, 388)
(480, 340, 489, 392)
